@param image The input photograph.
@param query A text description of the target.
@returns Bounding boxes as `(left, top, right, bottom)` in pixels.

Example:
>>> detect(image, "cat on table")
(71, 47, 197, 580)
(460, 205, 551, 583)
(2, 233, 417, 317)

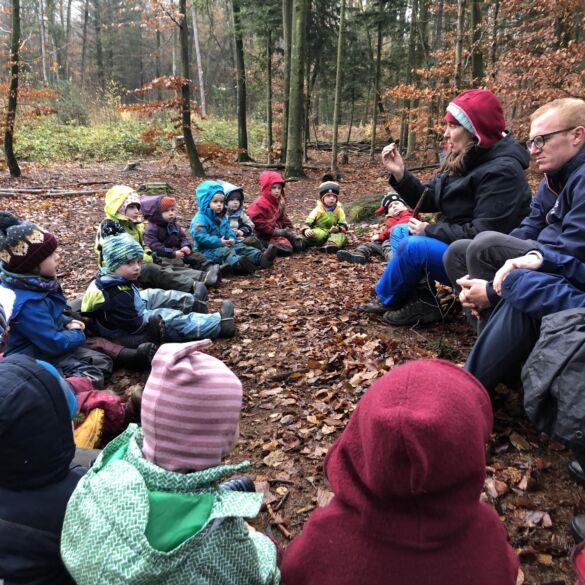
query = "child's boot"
(145, 315, 167, 344)
(115, 342, 157, 370)
(192, 282, 209, 314)
(233, 257, 256, 276)
(203, 264, 221, 287)
(219, 300, 235, 337)
(320, 242, 339, 254)
(337, 250, 367, 264)
(259, 244, 278, 268)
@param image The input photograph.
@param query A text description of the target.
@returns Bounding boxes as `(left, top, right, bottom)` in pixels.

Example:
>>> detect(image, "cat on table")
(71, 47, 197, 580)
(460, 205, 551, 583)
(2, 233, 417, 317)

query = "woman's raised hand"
(381, 143, 405, 182)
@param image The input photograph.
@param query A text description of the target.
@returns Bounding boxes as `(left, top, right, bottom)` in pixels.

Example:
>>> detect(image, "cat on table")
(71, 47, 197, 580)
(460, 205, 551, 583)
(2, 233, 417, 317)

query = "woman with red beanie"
(280, 360, 519, 585)
(363, 89, 531, 326)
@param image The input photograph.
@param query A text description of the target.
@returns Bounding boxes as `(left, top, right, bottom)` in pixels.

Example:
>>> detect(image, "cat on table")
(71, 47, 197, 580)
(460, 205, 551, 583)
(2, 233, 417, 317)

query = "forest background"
(1, 1, 585, 583)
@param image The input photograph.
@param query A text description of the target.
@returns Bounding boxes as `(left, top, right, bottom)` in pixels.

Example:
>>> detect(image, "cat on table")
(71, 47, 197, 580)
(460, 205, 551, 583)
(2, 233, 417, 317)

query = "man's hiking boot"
(115, 342, 157, 370)
(192, 282, 209, 314)
(320, 243, 339, 254)
(358, 299, 390, 315)
(382, 289, 443, 327)
(233, 257, 257, 276)
(219, 300, 235, 338)
(259, 245, 278, 269)
(203, 264, 221, 288)
(337, 250, 367, 264)
(145, 315, 167, 345)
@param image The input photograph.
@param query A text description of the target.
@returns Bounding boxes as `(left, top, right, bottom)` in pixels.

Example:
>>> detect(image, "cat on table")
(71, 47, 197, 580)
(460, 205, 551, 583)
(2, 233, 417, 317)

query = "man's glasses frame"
(526, 127, 576, 151)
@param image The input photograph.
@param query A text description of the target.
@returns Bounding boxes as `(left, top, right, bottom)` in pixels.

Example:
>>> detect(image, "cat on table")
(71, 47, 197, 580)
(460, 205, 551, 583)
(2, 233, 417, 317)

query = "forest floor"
(1, 150, 580, 584)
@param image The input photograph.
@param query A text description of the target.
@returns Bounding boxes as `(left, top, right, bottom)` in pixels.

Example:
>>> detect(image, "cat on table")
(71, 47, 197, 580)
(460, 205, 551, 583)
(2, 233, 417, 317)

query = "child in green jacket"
(301, 175, 349, 253)
(61, 340, 280, 585)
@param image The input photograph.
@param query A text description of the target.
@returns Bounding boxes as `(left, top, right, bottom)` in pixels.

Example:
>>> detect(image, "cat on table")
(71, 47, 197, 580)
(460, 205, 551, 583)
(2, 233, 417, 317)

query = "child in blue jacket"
(82, 233, 235, 342)
(190, 181, 278, 275)
(0, 213, 112, 388)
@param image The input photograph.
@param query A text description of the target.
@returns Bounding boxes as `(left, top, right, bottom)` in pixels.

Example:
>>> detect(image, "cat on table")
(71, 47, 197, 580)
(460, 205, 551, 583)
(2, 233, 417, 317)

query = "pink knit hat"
(141, 340, 243, 472)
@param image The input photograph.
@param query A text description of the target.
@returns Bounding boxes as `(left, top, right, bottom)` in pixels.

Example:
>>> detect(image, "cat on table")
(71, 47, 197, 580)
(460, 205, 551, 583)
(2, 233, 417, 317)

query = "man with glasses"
(443, 97, 585, 327)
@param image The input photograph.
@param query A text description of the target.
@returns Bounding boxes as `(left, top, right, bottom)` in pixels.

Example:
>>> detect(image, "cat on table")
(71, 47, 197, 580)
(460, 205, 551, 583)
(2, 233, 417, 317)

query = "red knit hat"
(444, 89, 505, 147)
(141, 340, 243, 472)
(0, 213, 58, 274)
(159, 196, 176, 213)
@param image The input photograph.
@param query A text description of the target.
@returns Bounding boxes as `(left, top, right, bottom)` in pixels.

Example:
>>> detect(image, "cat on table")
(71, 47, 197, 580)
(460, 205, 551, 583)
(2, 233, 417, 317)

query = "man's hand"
(408, 217, 429, 236)
(493, 253, 543, 295)
(457, 276, 491, 314)
(221, 237, 235, 247)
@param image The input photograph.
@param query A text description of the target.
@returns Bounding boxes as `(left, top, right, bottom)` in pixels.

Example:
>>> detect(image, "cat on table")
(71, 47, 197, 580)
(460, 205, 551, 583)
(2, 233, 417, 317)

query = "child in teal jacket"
(301, 175, 349, 253)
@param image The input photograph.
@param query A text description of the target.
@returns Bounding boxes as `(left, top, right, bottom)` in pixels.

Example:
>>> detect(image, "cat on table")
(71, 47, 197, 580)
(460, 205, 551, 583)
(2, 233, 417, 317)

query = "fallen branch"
(266, 503, 292, 539)
(238, 162, 321, 170)
(0, 188, 103, 197)
(41, 190, 104, 197)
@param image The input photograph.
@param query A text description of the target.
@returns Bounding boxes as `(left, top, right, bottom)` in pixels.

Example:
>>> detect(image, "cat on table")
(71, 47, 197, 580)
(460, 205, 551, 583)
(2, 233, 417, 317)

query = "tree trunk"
(156, 28, 162, 100)
(179, 0, 205, 176)
(284, 0, 308, 178)
(5, 0, 21, 177)
(266, 29, 273, 164)
(93, 0, 104, 89)
(64, 0, 72, 79)
(38, 0, 48, 83)
(80, 0, 89, 88)
(454, 0, 466, 90)
(369, 0, 383, 161)
(490, 0, 499, 72)
(330, 0, 346, 173)
(471, 0, 484, 84)
(401, 0, 419, 154)
(232, 0, 252, 162)
(191, 4, 206, 117)
(280, 0, 293, 162)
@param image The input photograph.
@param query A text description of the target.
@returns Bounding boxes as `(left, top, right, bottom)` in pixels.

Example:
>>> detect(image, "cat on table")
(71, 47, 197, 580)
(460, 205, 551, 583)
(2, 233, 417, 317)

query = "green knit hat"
(101, 233, 143, 273)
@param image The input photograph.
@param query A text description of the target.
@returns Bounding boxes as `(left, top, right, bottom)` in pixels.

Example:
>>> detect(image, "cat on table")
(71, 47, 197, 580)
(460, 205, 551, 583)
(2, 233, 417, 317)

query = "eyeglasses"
(526, 127, 576, 151)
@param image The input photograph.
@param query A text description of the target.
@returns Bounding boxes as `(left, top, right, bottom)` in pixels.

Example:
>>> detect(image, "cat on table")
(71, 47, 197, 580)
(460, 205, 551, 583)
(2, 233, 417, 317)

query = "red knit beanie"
(141, 340, 243, 472)
(444, 89, 505, 147)
(159, 196, 176, 213)
(0, 213, 58, 274)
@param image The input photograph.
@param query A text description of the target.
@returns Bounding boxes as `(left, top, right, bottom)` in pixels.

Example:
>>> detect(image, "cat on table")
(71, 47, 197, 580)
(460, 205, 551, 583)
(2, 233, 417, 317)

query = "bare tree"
(5, 0, 21, 177)
(331, 0, 346, 173)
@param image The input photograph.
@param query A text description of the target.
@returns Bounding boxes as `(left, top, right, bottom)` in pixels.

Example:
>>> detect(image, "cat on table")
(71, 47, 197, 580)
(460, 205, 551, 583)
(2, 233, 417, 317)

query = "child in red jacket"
(337, 192, 413, 264)
(247, 171, 303, 256)
(280, 360, 519, 585)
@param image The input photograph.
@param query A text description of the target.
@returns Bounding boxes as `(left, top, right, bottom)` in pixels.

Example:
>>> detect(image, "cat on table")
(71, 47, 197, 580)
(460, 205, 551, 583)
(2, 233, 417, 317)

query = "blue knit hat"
(101, 233, 143, 273)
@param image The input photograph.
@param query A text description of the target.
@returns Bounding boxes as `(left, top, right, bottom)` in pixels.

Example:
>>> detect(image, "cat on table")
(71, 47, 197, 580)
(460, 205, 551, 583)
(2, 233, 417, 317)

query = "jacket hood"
(0, 355, 75, 489)
(104, 185, 140, 222)
(466, 132, 530, 170)
(140, 195, 167, 226)
(216, 180, 245, 205)
(259, 171, 286, 200)
(324, 359, 492, 541)
(195, 181, 226, 221)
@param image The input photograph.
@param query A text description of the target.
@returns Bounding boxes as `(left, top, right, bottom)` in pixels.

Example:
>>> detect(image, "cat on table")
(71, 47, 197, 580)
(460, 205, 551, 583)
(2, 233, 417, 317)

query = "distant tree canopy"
(1, 0, 584, 169)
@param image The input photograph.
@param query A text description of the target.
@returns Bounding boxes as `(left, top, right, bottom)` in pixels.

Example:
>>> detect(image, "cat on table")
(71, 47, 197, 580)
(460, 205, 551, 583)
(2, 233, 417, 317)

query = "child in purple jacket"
(142, 195, 216, 273)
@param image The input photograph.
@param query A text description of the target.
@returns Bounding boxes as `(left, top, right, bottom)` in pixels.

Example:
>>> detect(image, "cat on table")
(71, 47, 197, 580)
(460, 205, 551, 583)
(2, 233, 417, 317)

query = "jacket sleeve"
(338, 207, 348, 231)
(15, 299, 86, 357)
(389, 171, 440, 212)
(424, 163, 531, 244)
(501, 269, 585, 319)
(304, 206, 319, 228)
(509, 183, 551, 241)
(143, 224, 175, 259)
(190, 216, 223, 249)
(238, 211, 255, 237)
(538, 247, 585, 289)
(279, 211, 294, 229)
(248, 200, 276, 237)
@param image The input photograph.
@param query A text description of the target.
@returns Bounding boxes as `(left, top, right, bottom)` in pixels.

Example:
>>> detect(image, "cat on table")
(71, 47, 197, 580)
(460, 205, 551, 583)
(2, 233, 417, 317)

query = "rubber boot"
(192, 282, 209, 314)
(233, 257, 256, 276)
(115, 342, 157, 370)
(219, 300, 235, 337)
(337, 250, 367, 264)
(259, 245, 278, 269)
(145, 315, 167, 344)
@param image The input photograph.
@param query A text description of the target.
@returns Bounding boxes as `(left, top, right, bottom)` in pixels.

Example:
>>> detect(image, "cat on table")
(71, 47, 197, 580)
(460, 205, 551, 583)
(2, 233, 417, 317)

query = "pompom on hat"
(444, 89, 506, 147)
(141, 340, 243, 472)
(101, 233, 144, 273)
(159, 196, 176, 213)
(0, 212, 58, 274)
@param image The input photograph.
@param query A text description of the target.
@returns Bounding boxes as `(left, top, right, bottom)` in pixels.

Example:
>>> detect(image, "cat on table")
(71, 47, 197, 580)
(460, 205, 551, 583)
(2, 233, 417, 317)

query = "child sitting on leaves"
(301, 175, 349, 253)
(0, 213, 112, 389)
(190, 181, 278, 276)
(248, 171, 304, 255)
(142, 194, 215, 271)
(337, 192, 413, 264)
(61, 340, 280, 585)
(217, 180, 264, 250)
(97, 185, 220, 290)
(82, 233, 235, 344)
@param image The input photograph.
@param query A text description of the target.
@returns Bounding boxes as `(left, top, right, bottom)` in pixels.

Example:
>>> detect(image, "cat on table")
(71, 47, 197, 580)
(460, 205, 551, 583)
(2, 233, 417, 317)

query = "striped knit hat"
(101, 233, 143, 273)
(141, 340, 243, 472)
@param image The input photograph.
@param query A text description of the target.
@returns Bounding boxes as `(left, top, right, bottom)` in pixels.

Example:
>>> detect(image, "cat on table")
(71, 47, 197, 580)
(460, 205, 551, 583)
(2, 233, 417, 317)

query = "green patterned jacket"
(61, 425, 280, 585)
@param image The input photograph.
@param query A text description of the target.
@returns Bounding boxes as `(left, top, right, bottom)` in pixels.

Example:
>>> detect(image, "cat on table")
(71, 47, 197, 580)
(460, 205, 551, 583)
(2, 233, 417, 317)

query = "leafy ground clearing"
(0, 151, 579, 584)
